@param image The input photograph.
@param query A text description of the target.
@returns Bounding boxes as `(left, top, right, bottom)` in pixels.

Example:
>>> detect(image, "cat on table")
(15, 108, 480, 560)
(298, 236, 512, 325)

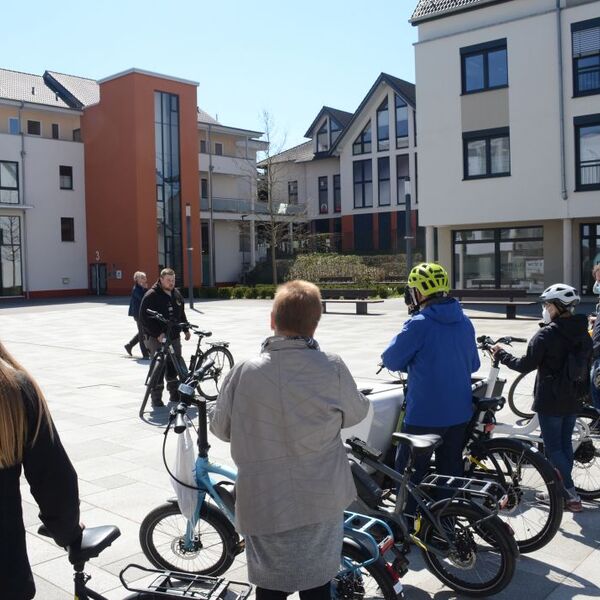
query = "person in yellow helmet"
(381, 263, 480, 516)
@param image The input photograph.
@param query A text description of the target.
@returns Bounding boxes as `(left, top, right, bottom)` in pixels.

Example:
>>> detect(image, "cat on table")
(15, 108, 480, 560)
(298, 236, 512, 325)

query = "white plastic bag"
(170, 421, 198, 523)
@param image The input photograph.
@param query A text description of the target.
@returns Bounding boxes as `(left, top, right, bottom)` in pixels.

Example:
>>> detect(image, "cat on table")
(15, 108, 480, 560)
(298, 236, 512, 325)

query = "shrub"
(231, 286, 247, 299)
(288, 253, 384, 286)
(376, 285, 390, 299)
(217, 287, 232, 299)
(244, 287, 258, 299)
(257, 285, 276, 299)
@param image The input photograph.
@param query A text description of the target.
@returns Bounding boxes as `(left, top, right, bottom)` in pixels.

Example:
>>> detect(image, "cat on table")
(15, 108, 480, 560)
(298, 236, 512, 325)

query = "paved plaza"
(1, 297, 599, 599)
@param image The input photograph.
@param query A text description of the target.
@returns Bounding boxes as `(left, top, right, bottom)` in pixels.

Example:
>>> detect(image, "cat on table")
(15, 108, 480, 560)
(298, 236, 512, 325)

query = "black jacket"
(497, 314, 592, 416)
(128, 283, 146, 320)
(0, 375, 81, 599)
(139, 281, 188, 339)
(592, 313, 600, 359)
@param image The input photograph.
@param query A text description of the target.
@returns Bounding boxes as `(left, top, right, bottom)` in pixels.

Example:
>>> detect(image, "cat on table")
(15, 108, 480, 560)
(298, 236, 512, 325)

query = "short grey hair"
(133, 271, 146, 282)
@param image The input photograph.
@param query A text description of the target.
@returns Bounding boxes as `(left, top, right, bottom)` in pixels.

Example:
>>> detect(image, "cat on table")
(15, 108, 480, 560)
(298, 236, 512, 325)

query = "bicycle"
(346, 434, 519, 598)
(140, 309, 234, 417)
(139, 365, 407, 599)
(37, 523, 251, 600)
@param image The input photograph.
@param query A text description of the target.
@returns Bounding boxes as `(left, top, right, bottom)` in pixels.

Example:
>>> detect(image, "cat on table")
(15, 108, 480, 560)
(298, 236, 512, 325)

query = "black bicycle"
(140, 309, 234, 417)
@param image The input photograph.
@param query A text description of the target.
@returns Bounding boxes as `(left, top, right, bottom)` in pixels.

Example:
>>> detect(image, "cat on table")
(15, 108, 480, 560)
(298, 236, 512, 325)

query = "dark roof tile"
(411, 0, 512, 24)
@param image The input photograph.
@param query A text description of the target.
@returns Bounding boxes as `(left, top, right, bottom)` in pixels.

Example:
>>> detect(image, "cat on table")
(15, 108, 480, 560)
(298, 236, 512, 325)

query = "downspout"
(19, 101, 31, 299)
(556, 0, 568, 202)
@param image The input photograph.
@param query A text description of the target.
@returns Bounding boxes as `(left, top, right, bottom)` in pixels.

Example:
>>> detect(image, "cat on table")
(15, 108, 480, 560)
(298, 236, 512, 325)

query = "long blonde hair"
(0, 341, 52, 468)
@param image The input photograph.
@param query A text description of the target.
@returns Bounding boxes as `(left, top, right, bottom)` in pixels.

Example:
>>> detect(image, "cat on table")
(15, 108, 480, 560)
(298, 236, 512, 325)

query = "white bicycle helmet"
(538, 283, 580, 309)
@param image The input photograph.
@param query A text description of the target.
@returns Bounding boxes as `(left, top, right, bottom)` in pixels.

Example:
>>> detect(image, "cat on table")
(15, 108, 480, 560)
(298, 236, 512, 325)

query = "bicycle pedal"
(234, 540, 245, 555)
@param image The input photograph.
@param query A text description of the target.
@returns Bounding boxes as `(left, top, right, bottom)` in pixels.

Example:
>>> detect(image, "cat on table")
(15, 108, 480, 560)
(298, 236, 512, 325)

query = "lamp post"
(185, 203, 194, 309)
(404, 177, 413, 274)
(240, 214, 249, 283)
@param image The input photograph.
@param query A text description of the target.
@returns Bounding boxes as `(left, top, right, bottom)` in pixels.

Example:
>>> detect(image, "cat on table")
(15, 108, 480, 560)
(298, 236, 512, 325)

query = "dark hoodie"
(497, 313, 592, 415)
(139, 281, 188, 339)
(382, 298, 480, 427)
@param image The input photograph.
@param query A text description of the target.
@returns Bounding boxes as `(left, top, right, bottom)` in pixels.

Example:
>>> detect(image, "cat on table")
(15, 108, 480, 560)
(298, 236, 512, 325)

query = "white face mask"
(542, 306, 553, 324)
(593, 281, 600, 295)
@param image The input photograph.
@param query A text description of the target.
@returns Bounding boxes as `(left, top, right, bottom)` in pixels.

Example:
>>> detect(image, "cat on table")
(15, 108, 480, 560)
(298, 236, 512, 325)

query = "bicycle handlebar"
(145, 308, 193, 331)
(476, 335, 527, 349)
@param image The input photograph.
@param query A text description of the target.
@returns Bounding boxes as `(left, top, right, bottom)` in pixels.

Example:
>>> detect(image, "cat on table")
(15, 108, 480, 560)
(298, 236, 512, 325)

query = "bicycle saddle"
(392, 433, 442, 454)
(474, 397, 505, 412)
(193, 330, 212, 337)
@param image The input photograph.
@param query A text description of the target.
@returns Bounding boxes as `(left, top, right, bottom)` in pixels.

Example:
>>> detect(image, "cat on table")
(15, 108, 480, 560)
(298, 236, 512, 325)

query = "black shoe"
(151, 399, 165, 408)
(124, 344, 132, 357)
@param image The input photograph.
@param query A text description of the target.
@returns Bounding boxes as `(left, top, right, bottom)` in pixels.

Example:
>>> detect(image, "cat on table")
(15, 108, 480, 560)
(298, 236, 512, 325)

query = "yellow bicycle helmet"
(407, 262, 450, 297)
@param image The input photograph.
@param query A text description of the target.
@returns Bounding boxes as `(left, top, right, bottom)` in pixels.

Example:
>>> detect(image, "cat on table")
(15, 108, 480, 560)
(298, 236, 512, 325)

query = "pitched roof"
(44, 71, 100, 108)
(0, 68, 72, 108)
(197, 108, 220, 125)
(257, 141, 313, 167)
(304, 106, 353, 139)
(411, 0, 512, 24)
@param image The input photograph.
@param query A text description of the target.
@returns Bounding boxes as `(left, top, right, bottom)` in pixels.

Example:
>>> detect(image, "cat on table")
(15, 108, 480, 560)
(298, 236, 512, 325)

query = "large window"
(395, 94, 409, 149)
(0, 216, 22, 295)
(463, 128, 510, 179)
(572, 18, 600, 96)
(288, 180, 298, 205)
(317, 122, 329, 152)
(396, 155, 409, 205)
(318, 176, 328, 214)
(353, 160, 373, 208)
(27, 120, 41, 135)
(377, 98, 389, 151)
(61, 217, 75, 242)
(333, 174, 341, 213)
(461, 39, 508, 94)
(201, 178, 208, 198)
(0, 161, 19, 204)
(59, 165, 73, 190)
(330, 118, 342, 145)
(453, 227, 544, 292)
(378, 157, 390, 206)
(353, 121, 372, 155)
(575, 114, 600, 190)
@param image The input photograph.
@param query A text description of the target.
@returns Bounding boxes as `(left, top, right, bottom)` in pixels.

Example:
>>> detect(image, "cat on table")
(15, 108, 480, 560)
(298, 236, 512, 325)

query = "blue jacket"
(381, 298, 480, 427)
(128, 284, 145, 319)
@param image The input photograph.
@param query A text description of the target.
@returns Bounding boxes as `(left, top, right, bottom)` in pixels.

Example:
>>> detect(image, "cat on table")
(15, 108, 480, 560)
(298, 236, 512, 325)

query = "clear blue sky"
(2, 0, 417, 149)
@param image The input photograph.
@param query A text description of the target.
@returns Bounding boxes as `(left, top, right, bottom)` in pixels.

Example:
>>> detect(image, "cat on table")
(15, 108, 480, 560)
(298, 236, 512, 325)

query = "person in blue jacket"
(124, 271, 149, 358)
(381, 263, 480, 514)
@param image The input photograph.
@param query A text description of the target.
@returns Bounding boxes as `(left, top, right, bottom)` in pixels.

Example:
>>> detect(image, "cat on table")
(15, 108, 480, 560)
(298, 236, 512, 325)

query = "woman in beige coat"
(210, 280, 369, 600)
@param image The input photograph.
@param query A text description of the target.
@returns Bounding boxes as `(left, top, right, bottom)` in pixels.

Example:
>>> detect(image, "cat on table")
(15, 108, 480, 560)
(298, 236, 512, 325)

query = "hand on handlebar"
(184, 330, 191, 341)
(158, 333, 166, 343)
(490, 344, 505, 357)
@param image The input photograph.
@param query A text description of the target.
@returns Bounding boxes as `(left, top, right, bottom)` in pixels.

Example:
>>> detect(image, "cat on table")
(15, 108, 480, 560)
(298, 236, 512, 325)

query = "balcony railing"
(200, 196, 306, 217)
(581, 161, 600, 186)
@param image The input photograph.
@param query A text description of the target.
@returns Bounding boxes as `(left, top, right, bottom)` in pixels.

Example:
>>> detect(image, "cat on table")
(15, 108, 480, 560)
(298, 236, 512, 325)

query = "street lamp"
(404, 177, 413, 274)
(240, 214, 249, 282)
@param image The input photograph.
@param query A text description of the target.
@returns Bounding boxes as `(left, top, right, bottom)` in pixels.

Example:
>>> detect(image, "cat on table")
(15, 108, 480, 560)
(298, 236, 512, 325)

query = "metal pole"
(405, 177, 413, 273)
(241, 214, 247, 283)
(185, 203, 194, 309)
(207, 124, 216, 287)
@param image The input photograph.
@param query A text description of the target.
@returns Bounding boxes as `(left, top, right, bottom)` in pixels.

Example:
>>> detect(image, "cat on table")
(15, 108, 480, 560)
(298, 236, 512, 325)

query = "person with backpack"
(491, 283, 592, 512)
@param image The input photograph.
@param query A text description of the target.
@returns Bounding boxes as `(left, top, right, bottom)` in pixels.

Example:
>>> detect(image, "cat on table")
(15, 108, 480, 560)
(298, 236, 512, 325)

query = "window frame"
(333, 174, 341, 213)
(288, 180, 298, 205)
(318, 176, 329, 214)
(27, 120, 41, 136)
(462, 127, 511, 180)
(575, 114, 600, 191)
(353, 121, 372, 155)
(460, 38, 508, 95)
(378, 156, 391, 207)
(395, 94, 409, 149)
(316, 122, 329, 153)
(377, 98, 390, 152)
(214, 142, 223, 156)
(572, 17, 600, 97)
(200, 139, 207, 153)
(0, 161, 19, 204)
(59, 165, 73, 190)
(353, 159, 373, 209)
(330, 118, 342, 146)
(8, 117, 19, 135)
(60, 217, 75, 242)
(51, 123, 59, 139)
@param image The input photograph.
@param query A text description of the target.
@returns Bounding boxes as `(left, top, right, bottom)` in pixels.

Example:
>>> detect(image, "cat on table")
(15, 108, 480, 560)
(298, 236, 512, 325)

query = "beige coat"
(210, 337, 369, 536)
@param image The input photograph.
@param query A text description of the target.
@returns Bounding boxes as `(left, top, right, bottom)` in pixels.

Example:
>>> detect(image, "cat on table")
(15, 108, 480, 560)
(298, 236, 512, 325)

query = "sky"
(1, 1, 418, 149)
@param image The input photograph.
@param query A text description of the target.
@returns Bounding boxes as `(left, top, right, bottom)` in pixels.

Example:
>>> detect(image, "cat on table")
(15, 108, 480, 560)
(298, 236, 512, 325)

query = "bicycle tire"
(507, 372, 536, 420)
(197, 347, 234, 401)
(418, 502, 517, 597)
(140, 355, 166, 416)
(139, 501, 237, 576)
(573, 411, 600, 500)
(467, 438, 563, 553)
(335, 542, 397, 600)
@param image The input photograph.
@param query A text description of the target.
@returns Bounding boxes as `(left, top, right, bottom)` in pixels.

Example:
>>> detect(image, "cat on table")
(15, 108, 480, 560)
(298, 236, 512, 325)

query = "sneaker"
(124, 344, 132, 357)
(535, 491, 551, 504)
(565, 498, 583, 512)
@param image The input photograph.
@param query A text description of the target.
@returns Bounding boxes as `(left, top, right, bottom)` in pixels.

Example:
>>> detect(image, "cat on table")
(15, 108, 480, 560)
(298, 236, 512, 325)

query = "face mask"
(542, 306, 553, 324)
(593, 281, 600, 295)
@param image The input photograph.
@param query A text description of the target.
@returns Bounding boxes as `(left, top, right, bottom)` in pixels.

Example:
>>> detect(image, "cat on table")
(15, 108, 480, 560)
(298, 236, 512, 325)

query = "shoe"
(535, 491, 551, 504)
(151, 399, 165, 408)
(565, 498, 583, 512)
(124, 344, 132, 357)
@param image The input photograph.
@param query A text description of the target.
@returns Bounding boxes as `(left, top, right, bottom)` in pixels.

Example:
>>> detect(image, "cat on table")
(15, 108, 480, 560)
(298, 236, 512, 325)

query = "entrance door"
(89, 263, 107, 295)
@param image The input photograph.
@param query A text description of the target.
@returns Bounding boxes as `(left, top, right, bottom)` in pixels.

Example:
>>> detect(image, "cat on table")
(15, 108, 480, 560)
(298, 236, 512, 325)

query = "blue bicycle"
(139, 363, 407, 599)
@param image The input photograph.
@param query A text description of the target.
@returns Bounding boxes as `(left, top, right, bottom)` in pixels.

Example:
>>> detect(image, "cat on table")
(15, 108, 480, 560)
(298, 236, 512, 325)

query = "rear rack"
(419, 474, 507, 510)
(119, 564, 252, 599)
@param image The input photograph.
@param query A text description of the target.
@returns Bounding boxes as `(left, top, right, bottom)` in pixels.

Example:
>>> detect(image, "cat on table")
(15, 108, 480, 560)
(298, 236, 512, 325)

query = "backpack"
(553, 326, 592, 403)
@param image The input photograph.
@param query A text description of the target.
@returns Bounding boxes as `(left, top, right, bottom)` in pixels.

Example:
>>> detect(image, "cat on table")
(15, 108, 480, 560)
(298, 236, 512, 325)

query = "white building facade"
(412, 0, 600, 294)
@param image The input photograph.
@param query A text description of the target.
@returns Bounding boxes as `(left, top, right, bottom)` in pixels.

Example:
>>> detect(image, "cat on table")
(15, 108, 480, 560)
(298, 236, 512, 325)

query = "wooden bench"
(321, 299, 384, 315)
(450, 288, 537, 319)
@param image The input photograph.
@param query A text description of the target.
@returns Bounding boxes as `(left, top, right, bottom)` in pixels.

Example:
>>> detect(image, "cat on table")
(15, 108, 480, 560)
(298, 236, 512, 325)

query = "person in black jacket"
(491, 283, 591, 512)
(139, 268, 190, 407)
(124, 271, 149, 358)
(0, 339, 81, 599)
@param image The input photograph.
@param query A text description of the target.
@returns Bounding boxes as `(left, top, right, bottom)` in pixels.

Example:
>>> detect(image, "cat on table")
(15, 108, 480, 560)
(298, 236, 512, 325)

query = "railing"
(200, 197, 306, 217)
(581, 161, 600, 186)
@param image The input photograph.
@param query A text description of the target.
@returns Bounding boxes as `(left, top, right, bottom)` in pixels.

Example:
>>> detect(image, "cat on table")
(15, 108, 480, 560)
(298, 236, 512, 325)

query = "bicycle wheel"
(466, 438, 563, 553)
(197, 347, 234, 401)
(418, 502, 517, 597)
(333, 543, 397, 600)
(139, 501, 237, 576)
(140, 354, 165, 416)
(573, 411, 600, 500)
(507, 372, 536, 420)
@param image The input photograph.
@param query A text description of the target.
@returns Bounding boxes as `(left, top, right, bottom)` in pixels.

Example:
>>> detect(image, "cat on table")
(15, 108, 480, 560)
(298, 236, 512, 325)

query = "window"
(214, 142, 223, 156)
(72, 129, 81, 142)
(575, 114, 600, 190)
(461, 39, 508, 94)
(317, 122, 329, 152)
(377, 98, 389, 151)
(8, 118, 19, 135)
(378, 157, 390, 206)
(201, 178, 208, 198)
(27, 120, 41, 135)
(463, 128, 510, 179)
(353, 121, 372, 155)
(353, 160, 373, 208)
(0, 161, 19, 204)
(333, 174, 341, 213)
(396, 155, 409, 205)
(572, 18, 600, 96)
(200, 139, 207, 153)
(288, 180, 298, 205)
(0, 216, 22, 295)
(330, 118, 342, 145)
(319, 176, 328, 214)
(61, 217, 75, 242)
(59, 166, 73, 190)
(52, 123, 59, 139)
(395, 94, 409, 149)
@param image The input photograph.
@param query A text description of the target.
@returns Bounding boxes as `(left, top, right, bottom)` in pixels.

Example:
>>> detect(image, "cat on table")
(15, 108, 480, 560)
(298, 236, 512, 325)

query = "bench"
(450, 288, 537, 319)
(321, 299, 384, 315)
(320, 289, 372, 300)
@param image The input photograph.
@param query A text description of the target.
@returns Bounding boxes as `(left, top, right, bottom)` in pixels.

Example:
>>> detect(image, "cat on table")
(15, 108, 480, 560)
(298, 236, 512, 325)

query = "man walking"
(140, 268, 191, 407)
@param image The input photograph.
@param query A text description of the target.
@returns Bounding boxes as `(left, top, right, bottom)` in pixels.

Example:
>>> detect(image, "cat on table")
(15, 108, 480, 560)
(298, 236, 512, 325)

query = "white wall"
(214, 220, 242, 283)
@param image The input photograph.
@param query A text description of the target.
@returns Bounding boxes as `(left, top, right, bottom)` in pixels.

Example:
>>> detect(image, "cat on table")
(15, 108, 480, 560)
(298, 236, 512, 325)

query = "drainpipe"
(19, 101, 31, 299)
(556, 0, 568, 202)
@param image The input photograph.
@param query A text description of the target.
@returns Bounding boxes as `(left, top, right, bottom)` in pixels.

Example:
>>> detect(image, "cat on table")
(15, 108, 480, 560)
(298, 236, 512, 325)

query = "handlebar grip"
(512, 337, 527, 343)
(174, 411, 186, 434)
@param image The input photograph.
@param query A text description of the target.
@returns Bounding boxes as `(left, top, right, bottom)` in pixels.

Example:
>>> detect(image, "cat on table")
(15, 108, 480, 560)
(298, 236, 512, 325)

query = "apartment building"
(412, 0, 600, 294)
(264, 73, 424, 255)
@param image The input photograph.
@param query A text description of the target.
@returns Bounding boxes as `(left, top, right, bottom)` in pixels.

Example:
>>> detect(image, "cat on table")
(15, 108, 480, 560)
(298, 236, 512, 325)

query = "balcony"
(200, 197, 306, 217)
(199, 153, 253, 177)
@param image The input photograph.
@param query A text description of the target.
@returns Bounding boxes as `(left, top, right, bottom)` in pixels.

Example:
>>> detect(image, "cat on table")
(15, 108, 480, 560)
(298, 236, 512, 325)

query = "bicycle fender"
(342, 533, 374, 558)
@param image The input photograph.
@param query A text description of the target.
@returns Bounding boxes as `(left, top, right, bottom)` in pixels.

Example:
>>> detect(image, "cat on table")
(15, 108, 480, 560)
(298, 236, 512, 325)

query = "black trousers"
(145, 336, 183, 401)
(256, 582, 331, 600)
(127, 318, 149, 357)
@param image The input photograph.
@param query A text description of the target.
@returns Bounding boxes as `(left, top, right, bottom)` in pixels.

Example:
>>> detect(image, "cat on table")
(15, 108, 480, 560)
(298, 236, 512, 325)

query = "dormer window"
(317, 123, 329, 152)
(330, 118, 342, 145)
(353, 122, 372, 155)
(377, 98, 389, 151)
